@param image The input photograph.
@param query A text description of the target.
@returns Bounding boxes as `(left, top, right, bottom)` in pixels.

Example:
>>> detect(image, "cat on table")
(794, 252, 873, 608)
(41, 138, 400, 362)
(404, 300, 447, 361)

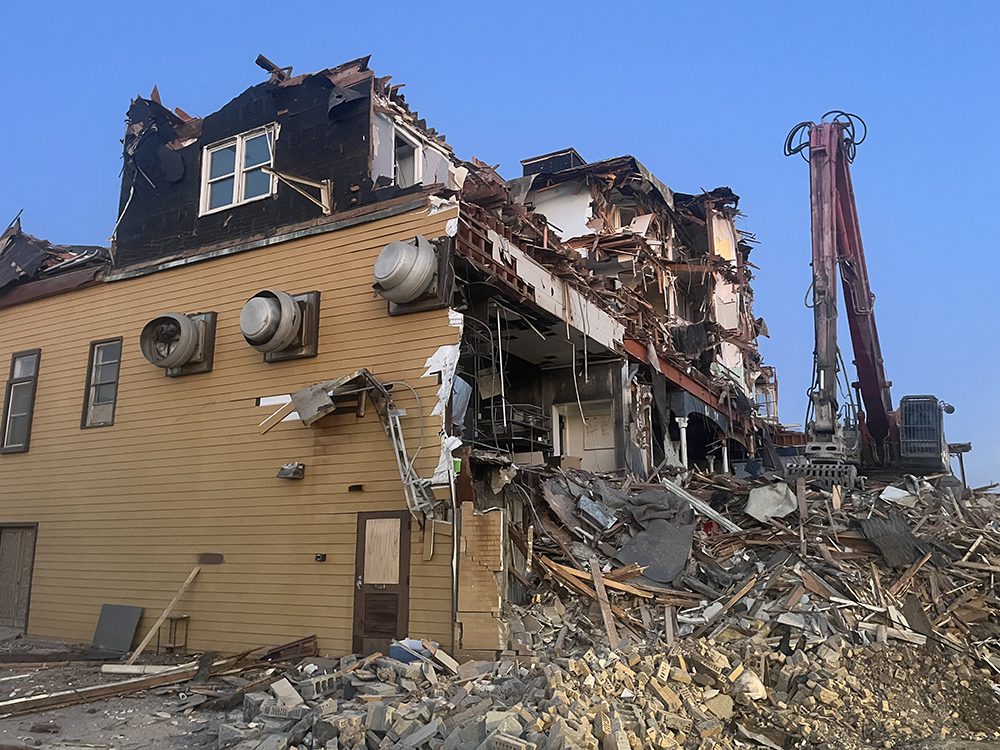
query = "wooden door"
(0, 526, 36, 630)
(352, 512, 410, 655)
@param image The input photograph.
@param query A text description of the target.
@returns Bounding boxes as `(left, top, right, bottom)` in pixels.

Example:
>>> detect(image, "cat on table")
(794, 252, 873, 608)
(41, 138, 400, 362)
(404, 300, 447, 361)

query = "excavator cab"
(897, 395, 952, 474)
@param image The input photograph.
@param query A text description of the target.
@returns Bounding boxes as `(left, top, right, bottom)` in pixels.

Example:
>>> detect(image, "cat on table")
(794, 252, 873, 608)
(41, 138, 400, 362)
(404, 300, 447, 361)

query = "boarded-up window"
(364, 518, 401, 584)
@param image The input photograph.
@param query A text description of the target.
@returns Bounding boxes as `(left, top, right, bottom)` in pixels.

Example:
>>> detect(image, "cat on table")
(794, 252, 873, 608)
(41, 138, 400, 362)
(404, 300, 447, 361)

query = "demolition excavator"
(784, 112, 955, 486)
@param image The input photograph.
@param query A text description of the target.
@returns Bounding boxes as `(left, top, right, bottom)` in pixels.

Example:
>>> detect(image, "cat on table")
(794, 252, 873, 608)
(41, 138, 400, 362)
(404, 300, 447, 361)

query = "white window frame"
(2, 350, 40, 453)
(393, 127, 423, 188)
(199, 124, 279, 216)
(83, 338, 123, 429)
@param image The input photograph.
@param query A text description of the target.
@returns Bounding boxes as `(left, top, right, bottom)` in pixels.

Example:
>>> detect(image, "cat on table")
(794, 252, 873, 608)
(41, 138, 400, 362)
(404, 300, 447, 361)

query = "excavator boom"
(807, 122, 893, 449)
(787, 113, 954, 479)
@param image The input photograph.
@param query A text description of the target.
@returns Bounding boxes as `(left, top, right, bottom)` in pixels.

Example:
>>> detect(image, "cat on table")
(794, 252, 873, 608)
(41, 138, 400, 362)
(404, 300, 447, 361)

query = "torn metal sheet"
(576, 495, 617, 532)
(542, 480, 584, 532)
(744, 483, 797, 523)
(614, 519, 694, 584)
(662, 479, 743, 533)
(0, 217, 108, 292)
(855, 513, 931, 569)
(289, 368, 385, 426)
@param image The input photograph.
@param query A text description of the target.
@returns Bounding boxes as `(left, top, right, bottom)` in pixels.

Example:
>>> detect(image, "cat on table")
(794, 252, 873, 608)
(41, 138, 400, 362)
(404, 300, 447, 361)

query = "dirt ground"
(0, 631, 223, 750)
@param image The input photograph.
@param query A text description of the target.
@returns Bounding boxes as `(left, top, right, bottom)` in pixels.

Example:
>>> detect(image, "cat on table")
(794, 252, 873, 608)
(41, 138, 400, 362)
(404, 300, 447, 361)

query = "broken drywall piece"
(433, 435, 463, 484)
(744, 483, 797, 523)
(427, 195, 459, 215)
(880, 485, 919, 508)
(421, 344, 460, 417)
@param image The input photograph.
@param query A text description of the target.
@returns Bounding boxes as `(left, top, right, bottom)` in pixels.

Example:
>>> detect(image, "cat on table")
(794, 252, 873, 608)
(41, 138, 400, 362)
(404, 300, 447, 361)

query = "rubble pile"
(504, 467, 1000, 671)
(208, 467, 1000, 748)
(213, 630, 1000, 750)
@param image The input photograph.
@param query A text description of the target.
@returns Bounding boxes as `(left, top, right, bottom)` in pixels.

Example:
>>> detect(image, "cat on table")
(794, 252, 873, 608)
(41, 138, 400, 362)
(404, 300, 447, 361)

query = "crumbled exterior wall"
(456, 502, 504, 657)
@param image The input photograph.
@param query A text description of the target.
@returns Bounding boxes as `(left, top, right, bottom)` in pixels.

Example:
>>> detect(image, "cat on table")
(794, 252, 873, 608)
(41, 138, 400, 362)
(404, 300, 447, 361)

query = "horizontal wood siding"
(0, 205, 459, 655)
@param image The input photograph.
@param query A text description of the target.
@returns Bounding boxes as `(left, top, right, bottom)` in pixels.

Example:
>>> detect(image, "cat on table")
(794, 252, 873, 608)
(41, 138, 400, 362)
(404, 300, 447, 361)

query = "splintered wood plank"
(126, 567, 201, 665)
(694, 575, 759, 638)
(258, 400, 298, 434)
(664, 605, 676, 645)
(590, 558, 621, 650)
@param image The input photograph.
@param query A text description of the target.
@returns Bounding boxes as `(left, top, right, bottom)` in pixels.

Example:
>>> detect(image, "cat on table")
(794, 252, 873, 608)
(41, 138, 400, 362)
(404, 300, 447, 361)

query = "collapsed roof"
(0, 216, 107, 292)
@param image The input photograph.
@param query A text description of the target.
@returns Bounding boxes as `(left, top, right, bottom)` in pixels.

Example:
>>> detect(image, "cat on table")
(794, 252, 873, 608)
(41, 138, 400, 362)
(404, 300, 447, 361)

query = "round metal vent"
(139, 313, 200, 369)
(240, 289, 301, 352)
(373, 235, 437, 304)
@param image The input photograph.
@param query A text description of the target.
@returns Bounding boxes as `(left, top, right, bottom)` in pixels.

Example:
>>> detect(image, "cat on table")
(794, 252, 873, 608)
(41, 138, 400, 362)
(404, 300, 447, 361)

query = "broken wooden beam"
(590, 557, 622, 650)
(126, 567, 201, 665)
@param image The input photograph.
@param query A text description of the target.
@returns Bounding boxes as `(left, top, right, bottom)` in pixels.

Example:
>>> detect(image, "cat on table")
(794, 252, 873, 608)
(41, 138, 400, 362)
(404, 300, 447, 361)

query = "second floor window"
(2, 350, 40, 453)
(200, 126, 277, 214)
(82, 339, 122, 428)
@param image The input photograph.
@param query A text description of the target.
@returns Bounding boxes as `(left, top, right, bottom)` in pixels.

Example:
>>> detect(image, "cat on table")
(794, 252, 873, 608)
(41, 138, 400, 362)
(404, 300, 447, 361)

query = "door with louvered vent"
(352, 512, 410, 654)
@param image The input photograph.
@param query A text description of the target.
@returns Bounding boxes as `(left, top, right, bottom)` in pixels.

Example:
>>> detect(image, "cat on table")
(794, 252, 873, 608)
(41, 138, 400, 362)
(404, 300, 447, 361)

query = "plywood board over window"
(354, 511, 411, 655)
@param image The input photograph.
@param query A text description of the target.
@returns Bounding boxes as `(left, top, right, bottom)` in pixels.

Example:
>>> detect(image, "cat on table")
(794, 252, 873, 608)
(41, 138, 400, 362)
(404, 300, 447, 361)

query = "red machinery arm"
(807, 122, 893, 444)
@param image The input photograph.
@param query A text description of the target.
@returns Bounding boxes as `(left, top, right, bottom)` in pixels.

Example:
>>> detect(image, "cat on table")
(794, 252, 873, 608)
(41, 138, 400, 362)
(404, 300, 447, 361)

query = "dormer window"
(372, 113, 450, 190)
(393, 131, 420, 188)
(200, 125, 278, 215)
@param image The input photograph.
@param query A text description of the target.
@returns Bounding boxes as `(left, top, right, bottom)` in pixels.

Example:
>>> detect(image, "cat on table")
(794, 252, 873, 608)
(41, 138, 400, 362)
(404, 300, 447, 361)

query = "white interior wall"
(529, 182, 594, 240)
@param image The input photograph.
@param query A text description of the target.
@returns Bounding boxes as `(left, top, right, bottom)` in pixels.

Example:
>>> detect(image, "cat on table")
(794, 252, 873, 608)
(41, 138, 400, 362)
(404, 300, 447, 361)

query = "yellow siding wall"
(0, 205, 459, 655)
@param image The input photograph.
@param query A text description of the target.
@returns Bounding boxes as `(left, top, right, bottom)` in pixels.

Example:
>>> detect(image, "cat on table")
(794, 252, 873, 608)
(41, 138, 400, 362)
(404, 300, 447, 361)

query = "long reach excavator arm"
(785, 113, 954, 481)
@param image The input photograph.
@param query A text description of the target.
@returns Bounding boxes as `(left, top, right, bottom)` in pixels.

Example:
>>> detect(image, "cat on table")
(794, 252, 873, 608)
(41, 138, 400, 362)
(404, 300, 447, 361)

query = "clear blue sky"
(3, 2, 996, 485)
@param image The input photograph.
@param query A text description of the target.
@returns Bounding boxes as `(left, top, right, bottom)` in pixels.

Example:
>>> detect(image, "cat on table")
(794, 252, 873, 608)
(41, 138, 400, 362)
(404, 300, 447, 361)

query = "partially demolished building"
(0, 56, 778, 657)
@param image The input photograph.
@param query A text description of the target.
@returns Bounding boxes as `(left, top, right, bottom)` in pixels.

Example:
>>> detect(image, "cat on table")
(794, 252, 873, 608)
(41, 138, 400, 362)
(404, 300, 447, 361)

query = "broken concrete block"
(485, 710, 522, 736)
(299, 671, 341, 701)
(269, 677, 305, 707)
(258, 698, 312, 721)
(242, 692, 269, 722)
(490, 732, 537, 750)
(356, 681, 398, 697)
(365, 701, 393, 733)
(400, 717, 443, 747)
(252, 736, 289, 750)
(703, 693, 734, 721)
(695, 718, 724, 739)
(601, 731, 631, 750)
(312, 720, 337, 747)
(316, 698, 340, 718)
(218, 723, 262, 749)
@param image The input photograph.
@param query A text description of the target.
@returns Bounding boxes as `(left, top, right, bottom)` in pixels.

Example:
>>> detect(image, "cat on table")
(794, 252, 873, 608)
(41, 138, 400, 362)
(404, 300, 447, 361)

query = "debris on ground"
(4, 467, 1000, 749)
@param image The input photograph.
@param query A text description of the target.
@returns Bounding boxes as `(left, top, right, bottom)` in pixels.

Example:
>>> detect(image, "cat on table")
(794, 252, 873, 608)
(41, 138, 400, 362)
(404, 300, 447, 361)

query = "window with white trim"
(200, 126, 278, 214)
(2, 350, 40, 453)
(82, 338, 122, 428)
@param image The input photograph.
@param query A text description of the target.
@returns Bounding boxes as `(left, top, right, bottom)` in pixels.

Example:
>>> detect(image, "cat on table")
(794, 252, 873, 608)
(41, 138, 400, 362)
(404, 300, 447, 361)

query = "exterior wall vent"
(373, 236, 438, 304)
(240, 289, 320, 362)
(373, 235, 454, 315)
(139, 312, 218, 377)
